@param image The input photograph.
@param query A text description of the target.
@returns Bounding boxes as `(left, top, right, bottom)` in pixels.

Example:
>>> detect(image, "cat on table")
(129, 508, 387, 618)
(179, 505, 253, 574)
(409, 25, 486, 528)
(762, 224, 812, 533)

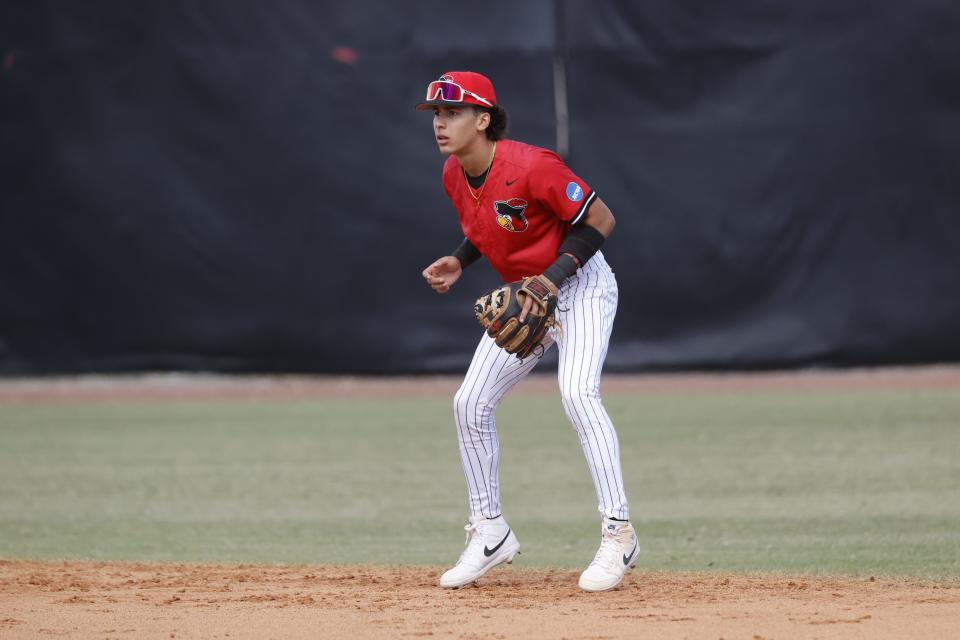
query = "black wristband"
(558, 224, 606, 267)
(543, 253, 579, 288)
(451, 237, 481, 269)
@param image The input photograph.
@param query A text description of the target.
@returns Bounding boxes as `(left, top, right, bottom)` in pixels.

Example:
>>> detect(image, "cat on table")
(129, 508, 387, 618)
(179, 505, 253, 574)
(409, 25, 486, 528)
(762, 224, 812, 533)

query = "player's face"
(432, 106, 485, 155)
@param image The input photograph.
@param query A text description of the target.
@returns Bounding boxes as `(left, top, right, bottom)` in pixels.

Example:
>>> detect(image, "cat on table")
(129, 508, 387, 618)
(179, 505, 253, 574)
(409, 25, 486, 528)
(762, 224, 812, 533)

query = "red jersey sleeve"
(528, 150, 597, 225)
(441, 156, 457, 199)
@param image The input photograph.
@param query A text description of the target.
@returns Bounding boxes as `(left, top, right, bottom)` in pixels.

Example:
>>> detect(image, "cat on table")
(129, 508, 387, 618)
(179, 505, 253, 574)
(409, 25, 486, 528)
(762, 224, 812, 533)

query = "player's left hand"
(475, 275, 559, 360)
(518, 274, 558, 322)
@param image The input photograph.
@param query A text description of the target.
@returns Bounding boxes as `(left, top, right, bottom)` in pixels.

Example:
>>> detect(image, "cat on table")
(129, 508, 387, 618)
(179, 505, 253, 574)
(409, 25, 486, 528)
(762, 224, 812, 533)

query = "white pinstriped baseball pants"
(453, 252, 629, 522)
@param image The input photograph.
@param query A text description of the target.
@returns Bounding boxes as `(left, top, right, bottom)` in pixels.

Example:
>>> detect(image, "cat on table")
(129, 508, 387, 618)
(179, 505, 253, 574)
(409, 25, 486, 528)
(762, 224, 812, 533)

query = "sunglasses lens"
(426, 81, 463, 102)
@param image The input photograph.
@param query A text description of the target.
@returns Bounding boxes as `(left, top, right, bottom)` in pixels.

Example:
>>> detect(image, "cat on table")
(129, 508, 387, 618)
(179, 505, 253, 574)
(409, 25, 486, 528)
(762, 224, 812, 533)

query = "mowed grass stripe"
(0, 389, 957, 577)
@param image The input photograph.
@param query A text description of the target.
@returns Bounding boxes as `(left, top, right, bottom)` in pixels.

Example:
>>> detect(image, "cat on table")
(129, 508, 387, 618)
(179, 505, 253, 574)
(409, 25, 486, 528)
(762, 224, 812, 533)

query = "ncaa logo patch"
(566, 182, 584, 202)
(494, 198, 529, 233)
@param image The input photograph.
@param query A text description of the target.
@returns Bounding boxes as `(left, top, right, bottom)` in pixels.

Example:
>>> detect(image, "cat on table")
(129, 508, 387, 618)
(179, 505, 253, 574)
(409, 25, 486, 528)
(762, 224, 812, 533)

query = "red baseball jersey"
(442, 139, 597, 282)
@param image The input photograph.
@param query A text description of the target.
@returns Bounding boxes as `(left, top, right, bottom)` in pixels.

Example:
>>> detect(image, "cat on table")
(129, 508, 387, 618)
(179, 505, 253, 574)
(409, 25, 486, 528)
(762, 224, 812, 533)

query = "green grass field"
(1, 387, 958, 578)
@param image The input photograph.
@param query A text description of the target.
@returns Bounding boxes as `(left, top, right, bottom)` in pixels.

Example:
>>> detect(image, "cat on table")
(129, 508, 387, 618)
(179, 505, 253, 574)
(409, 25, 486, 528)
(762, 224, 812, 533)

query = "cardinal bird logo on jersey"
(494, 198, 529, 233)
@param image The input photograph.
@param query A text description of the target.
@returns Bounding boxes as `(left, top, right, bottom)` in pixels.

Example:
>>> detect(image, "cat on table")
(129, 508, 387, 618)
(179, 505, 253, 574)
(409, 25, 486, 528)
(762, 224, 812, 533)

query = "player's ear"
(475, 108, 491, 132)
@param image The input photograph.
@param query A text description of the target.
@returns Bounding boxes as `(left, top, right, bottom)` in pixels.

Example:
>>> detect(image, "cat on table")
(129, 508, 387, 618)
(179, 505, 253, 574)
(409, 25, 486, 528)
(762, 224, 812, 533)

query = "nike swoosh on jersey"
(484, 528, 512, 557)
(623, 540, 639, 565)
(505, 179, 518, 186)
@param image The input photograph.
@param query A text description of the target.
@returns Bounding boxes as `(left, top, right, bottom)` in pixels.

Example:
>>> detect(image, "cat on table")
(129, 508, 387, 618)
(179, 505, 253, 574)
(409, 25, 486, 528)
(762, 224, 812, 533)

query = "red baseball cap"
(416, 71, 497, 110)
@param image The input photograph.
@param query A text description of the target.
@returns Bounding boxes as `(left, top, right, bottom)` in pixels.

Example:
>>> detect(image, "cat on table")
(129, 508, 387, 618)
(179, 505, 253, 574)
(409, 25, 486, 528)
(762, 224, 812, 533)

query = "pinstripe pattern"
(453, 251, 629, 520)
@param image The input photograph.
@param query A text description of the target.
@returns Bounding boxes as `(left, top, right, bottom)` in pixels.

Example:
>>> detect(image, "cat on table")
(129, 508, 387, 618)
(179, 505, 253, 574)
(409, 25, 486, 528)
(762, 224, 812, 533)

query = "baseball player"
(418, 71, 638, 592)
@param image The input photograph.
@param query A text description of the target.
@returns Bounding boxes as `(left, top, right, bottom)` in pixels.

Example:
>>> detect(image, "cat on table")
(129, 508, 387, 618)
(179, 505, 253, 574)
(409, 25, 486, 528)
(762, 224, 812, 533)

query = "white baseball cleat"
(439, 516, 520, 588)
(578, 518, 640, 592)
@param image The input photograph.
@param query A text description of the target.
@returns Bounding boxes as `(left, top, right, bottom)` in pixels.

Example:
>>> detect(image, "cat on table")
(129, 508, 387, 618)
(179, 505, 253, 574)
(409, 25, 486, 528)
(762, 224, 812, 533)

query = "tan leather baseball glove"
(474, 275, 558, 359)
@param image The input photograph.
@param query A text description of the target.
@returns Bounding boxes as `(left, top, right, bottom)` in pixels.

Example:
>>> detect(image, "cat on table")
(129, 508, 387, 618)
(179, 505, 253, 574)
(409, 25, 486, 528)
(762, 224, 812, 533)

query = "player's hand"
(518, 275, 558, 322)
(422, 256, 463, 294)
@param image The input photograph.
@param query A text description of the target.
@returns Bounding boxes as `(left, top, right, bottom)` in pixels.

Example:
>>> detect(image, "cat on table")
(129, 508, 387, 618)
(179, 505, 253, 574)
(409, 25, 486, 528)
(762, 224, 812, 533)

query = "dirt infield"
(1, 365, 959, 403)
(0, 561, 957, 639)
(2, 366, 958, 638)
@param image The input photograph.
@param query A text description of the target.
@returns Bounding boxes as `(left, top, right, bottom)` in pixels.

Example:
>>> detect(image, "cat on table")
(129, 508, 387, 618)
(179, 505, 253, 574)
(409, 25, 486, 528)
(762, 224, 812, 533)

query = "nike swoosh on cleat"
(484, 529, 512, 557)
(623, 540, 639, 565)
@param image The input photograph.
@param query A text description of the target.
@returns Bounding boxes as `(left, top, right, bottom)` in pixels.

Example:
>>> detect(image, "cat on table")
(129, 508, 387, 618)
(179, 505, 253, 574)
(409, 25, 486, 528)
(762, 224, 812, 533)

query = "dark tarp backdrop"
(1, 1, 958, 374)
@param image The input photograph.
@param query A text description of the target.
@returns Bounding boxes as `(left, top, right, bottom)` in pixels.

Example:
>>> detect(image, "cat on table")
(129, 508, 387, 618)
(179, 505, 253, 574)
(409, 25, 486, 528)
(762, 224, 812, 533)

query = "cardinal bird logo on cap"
(494, 198, 529, 233)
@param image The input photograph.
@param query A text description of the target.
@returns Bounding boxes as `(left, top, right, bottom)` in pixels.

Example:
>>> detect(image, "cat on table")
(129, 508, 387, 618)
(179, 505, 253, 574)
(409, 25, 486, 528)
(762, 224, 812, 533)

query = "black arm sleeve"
(451, 237, 482, 269)
(542, 224, 607, 288)
(558, 224, 606, 267)
(543, 253, 579, 288)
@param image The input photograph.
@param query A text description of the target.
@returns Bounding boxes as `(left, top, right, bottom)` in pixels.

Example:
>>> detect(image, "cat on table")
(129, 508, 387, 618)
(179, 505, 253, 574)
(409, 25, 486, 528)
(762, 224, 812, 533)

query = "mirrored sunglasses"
(425, 80, 493, 107)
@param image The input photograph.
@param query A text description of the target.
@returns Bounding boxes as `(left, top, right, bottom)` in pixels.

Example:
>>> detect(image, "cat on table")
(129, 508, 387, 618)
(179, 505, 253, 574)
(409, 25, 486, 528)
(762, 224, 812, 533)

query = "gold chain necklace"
(464, 143, 496, 206)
